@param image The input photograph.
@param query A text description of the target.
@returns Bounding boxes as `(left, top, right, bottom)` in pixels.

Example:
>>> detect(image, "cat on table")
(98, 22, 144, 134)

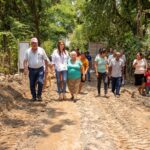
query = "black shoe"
(112, 91, 116, 96)
(31, 98, 36, 102)
(96, 94, 100, 97)
(70, 96, 74, 100)
(73, 99, 77, 103)
(37, 96, 42, 101)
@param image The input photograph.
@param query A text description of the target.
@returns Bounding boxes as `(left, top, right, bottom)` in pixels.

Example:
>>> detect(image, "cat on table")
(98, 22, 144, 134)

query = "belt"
(28, 66, 43, 70)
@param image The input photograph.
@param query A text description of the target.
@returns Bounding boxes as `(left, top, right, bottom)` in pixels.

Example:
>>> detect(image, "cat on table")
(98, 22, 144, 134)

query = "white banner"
(18, 42, 30, 69)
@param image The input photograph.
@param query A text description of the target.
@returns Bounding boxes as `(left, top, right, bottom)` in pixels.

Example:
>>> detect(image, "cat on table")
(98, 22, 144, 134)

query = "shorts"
(134, 74, 145, 86)
(81, 74, 86, 82)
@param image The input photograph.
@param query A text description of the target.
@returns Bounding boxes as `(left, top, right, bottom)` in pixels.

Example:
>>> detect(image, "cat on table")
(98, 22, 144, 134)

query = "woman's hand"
(133, 60, 138, 68)
(96, 72, 99, 77)
(24, 67, 28, 75)
(82, 74, 86, 81)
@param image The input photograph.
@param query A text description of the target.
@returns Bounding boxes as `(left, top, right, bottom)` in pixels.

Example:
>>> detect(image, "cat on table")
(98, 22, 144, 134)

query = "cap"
(31, 37, 38, 43)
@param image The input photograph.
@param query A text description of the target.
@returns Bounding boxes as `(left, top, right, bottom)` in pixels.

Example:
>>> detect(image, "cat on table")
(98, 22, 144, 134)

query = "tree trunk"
(2, 34, 7, 52)
(136, 0, 143, 37)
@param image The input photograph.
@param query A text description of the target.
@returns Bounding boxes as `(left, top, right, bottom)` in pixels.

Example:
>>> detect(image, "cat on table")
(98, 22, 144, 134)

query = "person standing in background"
(52, 40, 69, 100)
(145, 67, 150, 96)
(24, 37, 48, 101)
(133, 52, 148, 95)
(120, 50, 126, 85)
(107, 49, 116, 88)
(75, 48, 80, 58)
(108, 48, 113, 57)
(86, 51, 92, 82)
(79, 52, 89, 93)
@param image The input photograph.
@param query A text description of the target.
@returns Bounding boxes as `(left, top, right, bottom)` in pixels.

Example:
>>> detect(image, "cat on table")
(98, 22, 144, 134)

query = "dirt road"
(0, 78, 150, 150)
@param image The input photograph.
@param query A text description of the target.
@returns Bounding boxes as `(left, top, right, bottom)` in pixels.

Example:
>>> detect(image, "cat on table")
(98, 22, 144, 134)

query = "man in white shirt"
(109, 52, 124, 97)
(107, 50, 116, 88)
(24, 37, 48, 101)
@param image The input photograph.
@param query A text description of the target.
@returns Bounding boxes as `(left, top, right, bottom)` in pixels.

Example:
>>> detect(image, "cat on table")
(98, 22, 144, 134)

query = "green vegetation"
(0, 0, 150, 73)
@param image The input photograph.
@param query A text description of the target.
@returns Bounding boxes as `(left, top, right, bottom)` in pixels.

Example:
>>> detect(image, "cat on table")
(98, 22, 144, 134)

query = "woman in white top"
(52, 40, 69, 100)
(133, 52, 148, 94)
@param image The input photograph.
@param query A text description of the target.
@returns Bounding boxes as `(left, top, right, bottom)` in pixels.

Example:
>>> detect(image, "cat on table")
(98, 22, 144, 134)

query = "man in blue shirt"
(86, 51, 92, 81)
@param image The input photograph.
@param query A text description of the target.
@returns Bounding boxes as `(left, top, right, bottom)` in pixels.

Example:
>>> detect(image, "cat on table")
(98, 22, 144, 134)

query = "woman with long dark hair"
(52, 40, 69, 100)
(95, 48, 109, 98)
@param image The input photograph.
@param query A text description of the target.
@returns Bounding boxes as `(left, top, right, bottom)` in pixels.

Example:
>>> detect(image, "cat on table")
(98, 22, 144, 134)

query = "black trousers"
(97, 72, 108, 95)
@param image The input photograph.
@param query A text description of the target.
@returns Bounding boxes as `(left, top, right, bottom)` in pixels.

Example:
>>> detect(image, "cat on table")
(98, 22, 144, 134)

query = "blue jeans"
(111, 77, 122, 95)
(146, 86, 150, 94)
(55, 70, 67, 94)
(29, 66, 44, 99)
(87, 68, 91, 81)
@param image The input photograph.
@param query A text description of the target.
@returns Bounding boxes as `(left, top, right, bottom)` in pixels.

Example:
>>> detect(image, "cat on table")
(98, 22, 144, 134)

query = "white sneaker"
(116, 95, 120, 98)
(59, 93, 63, 100)
(104, 94, 109, 98)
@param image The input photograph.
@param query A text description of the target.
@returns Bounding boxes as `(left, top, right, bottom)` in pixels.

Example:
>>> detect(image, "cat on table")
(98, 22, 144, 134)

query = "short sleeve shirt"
(81, 58, 89, 73)
(24, 47, 47, 68)
(133, 59, 147, 74)
(67, 59, 82, 80)
(109, 58, 124, 77)
(95, 55, 107, 73)
(86, 55, 92, 62)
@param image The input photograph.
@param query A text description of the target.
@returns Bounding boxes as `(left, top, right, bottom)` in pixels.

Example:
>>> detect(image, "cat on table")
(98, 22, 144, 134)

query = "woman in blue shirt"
(95, 48, 109, 98)
(67, 51, 83, 102)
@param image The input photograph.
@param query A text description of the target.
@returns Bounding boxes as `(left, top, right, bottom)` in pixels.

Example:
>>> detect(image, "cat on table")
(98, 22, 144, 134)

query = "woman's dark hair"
(57, 40, 66, 55)
(99, 48, 106, 54)
(75, 48, 80, 56)
(99, 48, 103, 53)
(137, 52, 143, 58)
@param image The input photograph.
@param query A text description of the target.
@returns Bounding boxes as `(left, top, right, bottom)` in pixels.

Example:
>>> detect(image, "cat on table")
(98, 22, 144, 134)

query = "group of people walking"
(23, 37, 150, 102)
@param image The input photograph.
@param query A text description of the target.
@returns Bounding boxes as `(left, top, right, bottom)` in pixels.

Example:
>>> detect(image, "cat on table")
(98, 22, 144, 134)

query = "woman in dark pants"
(133, 52, 148, 95)
(95, 48, 109, 98)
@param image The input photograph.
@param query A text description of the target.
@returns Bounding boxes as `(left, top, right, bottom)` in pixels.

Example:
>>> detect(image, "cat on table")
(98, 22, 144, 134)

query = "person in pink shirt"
(145, 67, 150, 96)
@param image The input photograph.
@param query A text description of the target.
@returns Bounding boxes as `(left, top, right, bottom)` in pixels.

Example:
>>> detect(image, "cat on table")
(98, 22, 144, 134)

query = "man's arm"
(109, 61, 112, 76)
(23, 50, 29, 75)
(42, 49, 49, 73)
(23, 59, 28, 75)
(44, 59, 48, 73)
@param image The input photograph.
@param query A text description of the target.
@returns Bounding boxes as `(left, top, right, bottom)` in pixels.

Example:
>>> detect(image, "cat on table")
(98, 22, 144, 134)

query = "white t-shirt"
(24, 47, 47, 68)
(52, 49, 69, 71)
(109, 58, 124, 77)
(133, 59, 147, 74)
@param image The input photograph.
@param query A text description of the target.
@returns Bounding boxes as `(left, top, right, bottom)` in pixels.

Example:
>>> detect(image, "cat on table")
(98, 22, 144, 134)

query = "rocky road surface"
(0, 77, 150, 150)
